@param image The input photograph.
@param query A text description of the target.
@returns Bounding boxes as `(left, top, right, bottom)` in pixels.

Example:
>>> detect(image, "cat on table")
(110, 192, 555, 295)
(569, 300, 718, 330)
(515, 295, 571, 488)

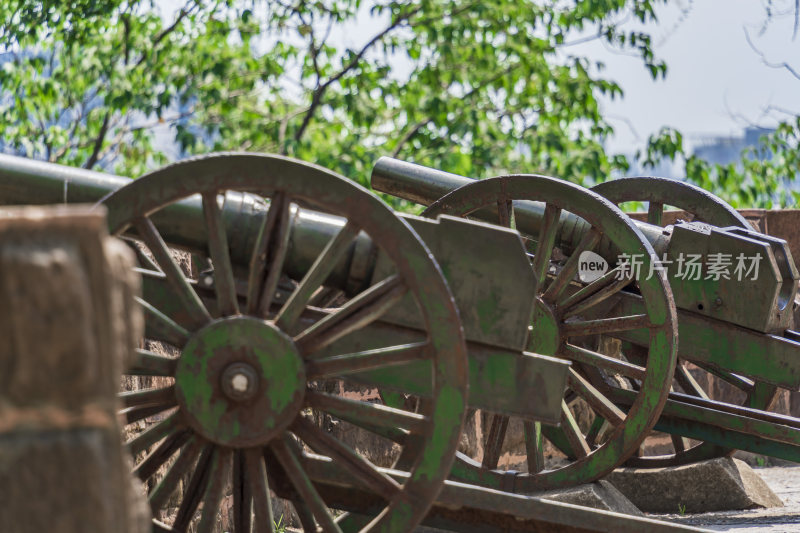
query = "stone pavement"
(660, 465, 800, 532)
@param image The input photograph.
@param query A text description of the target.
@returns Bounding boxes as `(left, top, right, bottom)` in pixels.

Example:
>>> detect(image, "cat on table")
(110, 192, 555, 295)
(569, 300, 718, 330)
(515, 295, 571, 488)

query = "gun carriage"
(372, 157, 800, 479)
(0, 151, 798, 532)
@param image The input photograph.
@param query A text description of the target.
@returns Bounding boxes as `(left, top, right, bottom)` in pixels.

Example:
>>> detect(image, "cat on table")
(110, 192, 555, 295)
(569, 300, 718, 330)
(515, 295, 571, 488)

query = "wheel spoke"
(671, 434, 689, 453)
(674, 363, 710, 399)
(560, 344, 647, 381)
(247, 191, 291, 316)
(134, 216, 211, 329)
(691, 360, 755, 392)
(202, 191, 240, 317)
(293, 499, 320, 532)
(128, 348, 177, 377)
(245, 448, 275, 533)
(308, 286, 343, 308)
(291, 417, 401, 501)
(560, 400, 591, 458)
(306, 391, 426, 440)
(481, 414, 509, 469)
(561, 271, 634, 318)
(585, 416, 607, 447)
(173, 444, 215, 531)
(561, 314, 650, 337)
(233, 450, 253, 533)
(148, 436, 205, 513)
(270, 435, 343, 533)
(197, 448, 233, 533)
(531, 203, 562, 294)
(135, 296, 190, 347)
(121, 403, 176, 425)
(647, 201, 664, 226)
(497, 198, 514, 228)
(305, 342, 429, 379)
(124, 238, 161, 272)
(134, 430, 190, 481)
(567, 368, 626, 426)
(119, 385, 176, 409)
(541, 228, 602, 303)
(275, 221, 359, 331)
(294, 275, 406, 357)
(523, 421, 545, 473)
(125, 411, 181, 456)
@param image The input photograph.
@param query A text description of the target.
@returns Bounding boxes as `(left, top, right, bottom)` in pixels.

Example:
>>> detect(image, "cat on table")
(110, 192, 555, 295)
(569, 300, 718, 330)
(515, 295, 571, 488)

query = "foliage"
(2, 0, 796, 209)
(642, 119, 800, 208)
(638, 1, 800, 209)
(0, 0, 671, 203)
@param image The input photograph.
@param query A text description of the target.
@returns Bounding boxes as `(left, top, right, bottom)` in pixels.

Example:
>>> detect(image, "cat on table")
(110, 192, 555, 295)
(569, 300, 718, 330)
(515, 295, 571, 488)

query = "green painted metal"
(5, 150, 800, 528)
(378, 214, 539, 351)
(372, 157, 799, 335)
(139, 243, 570, 425)
(420, 174, 679, 490)
(175, 317, 305, 447)
(611, 295, 800, 390)
(591, 176, 752, 229)
(593, 176, 780, 468)
(664, 222, 796, 333)
(276, 453, 708, 533)
(608, 387, 800, 463)
(101, 153, 470, 533)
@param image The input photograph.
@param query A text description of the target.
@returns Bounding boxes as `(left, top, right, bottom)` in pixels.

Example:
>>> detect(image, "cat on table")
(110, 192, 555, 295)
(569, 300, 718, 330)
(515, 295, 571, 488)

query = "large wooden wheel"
(592, 176, 778, 467)
(105, 153, 468, 532)
(422, 175, 678, 490)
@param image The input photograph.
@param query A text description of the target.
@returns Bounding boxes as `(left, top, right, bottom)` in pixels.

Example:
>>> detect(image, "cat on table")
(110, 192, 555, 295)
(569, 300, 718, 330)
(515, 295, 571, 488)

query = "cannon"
(371, 157, 800, 483)
(0, 152, 709, 533)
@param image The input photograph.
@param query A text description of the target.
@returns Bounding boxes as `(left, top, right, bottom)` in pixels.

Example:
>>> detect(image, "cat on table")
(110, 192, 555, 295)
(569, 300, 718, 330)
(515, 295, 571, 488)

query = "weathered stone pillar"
(0, 205, 150, 533)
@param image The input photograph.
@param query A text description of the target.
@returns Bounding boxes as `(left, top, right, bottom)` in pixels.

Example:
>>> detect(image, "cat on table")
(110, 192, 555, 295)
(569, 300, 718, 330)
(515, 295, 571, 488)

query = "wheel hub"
(175, 316, 305, 447)
(528, 297, 561, 356)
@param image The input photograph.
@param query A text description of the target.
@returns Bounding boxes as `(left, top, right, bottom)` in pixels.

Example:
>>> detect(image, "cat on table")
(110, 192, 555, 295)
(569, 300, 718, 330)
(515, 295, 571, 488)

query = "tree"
(0, 0, 673, 208)
(640, 1, 800, 208)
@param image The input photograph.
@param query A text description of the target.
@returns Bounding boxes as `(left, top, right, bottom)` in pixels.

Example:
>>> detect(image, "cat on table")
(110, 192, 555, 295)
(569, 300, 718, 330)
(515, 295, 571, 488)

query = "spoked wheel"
(421, 175, 678, 491)
(106, 153, 468, 532)
(592, 176, 778, 467)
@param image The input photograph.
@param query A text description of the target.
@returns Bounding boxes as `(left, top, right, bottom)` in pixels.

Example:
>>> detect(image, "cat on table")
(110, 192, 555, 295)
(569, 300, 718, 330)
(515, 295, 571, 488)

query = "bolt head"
(221, 362, 259, 401)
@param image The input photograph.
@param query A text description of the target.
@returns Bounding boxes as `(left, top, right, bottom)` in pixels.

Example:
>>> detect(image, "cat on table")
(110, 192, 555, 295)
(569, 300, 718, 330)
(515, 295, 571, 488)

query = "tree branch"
(744, 26, 800, 80)
(391, 118, 431, 157)
(293, 6, 424, 142)
(84, 111, 111, 169)
(134, 0, 198, 68)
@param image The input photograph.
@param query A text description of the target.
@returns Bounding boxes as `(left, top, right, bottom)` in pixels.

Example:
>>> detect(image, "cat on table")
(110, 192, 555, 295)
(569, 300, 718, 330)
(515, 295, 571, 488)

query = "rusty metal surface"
(103, 152, 470, 532)
(592, 176, 781, 467)
(592, 176, 751, 229)
(278, 452, 709, 533)
(371, 158, 798, 335)
(419, 174, 679, 490)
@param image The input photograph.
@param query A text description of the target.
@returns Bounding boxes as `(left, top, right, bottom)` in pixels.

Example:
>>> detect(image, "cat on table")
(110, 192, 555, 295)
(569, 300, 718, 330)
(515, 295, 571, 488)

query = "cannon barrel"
(372, 156, 670, 257)
(372, 157, 799, 335)
(0, 153, 376, 294)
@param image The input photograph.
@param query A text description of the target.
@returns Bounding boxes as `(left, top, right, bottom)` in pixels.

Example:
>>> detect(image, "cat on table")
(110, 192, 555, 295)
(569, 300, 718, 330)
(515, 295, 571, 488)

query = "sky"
(571, 0, 800, 152)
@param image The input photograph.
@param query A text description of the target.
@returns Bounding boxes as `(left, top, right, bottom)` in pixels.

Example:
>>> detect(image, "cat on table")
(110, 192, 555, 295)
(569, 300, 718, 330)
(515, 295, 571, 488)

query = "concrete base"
(537, 480, 644, 516)
(606, 457, 784, 514)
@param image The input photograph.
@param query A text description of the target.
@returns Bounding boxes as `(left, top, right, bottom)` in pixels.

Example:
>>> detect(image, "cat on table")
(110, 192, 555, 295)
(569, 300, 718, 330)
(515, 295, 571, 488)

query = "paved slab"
(659, 465, 800, 532)
(607, 458, 783, 514)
